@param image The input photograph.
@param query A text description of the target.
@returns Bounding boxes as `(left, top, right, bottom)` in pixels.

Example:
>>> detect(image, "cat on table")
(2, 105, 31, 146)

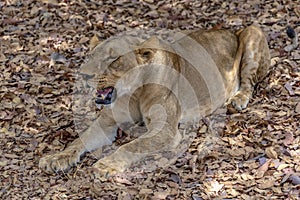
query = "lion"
(39, 25, 270, 178)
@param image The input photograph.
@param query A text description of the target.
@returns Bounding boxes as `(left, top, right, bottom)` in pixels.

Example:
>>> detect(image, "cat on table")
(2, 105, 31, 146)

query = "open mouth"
(95, 87, 115, 106)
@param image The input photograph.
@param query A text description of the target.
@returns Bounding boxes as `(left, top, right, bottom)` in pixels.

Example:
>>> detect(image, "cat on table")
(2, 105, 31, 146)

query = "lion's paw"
(230, 91, 250, 111)
(91, 160, 120, 180)
(91, 157, 128, 180)
(39, 149, 80, 174)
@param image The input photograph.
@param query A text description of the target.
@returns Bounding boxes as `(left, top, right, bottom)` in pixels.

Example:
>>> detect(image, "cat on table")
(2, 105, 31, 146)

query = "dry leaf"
(209, 181, 224, 193)
(258, 179, 274, 189)
(277, 163, 290, 171)
(283, 132, 294, 146)
(154, 191, 169, 199)
(256, 159, 272, 178)
(284, 82, 295, 95)
(139, 188, 152, 194)
(113, 176, 133, 185)
(289, 175, 300, 185)
(79, 37, 90, 44)
(295, 103, 300, 113)
(265, 147, 278, 159)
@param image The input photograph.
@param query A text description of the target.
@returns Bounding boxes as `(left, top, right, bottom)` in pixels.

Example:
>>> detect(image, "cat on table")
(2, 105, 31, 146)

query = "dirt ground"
(0, 0, 299, 199)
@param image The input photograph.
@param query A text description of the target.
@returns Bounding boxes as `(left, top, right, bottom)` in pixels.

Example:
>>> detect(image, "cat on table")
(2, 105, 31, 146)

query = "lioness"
(39, 25, 270, 177)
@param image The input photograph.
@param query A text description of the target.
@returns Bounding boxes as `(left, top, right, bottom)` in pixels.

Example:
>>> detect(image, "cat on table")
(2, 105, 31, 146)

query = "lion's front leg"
(39, 108, 117, 173)
(92, 126, 181, 177)
(230, 25, 270, 111)
(92, 95, 181, 178)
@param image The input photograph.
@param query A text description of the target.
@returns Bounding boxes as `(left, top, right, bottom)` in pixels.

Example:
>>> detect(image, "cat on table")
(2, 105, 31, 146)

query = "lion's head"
(79, 35, 144, 106)
(80, 35, 180, 107)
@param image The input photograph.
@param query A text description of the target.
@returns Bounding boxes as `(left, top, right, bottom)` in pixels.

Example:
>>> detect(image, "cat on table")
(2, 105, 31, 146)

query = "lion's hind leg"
(230, 25, 270, 111)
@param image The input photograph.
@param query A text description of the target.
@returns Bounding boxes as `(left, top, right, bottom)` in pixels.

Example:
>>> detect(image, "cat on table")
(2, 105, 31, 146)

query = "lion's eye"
(107, 57, 121, 69)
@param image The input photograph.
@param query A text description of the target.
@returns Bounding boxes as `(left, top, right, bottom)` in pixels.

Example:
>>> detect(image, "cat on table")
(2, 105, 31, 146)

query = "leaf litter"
(0, 0, 299, 199)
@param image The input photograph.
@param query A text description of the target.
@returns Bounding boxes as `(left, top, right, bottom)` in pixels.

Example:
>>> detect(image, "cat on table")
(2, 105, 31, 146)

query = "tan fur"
(39, 25, 270, 177)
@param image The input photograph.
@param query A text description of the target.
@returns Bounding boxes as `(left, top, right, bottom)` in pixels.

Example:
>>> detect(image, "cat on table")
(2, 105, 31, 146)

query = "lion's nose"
(81, 74, 95, 80)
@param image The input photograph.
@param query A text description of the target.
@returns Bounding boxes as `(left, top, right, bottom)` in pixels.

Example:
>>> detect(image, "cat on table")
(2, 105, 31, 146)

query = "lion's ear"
(136, 48, 155, 61)
(135, 36, 160, 63)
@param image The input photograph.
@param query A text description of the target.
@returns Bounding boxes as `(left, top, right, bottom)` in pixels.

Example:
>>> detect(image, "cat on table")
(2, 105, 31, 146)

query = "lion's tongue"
(97, 87, 113, 98)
